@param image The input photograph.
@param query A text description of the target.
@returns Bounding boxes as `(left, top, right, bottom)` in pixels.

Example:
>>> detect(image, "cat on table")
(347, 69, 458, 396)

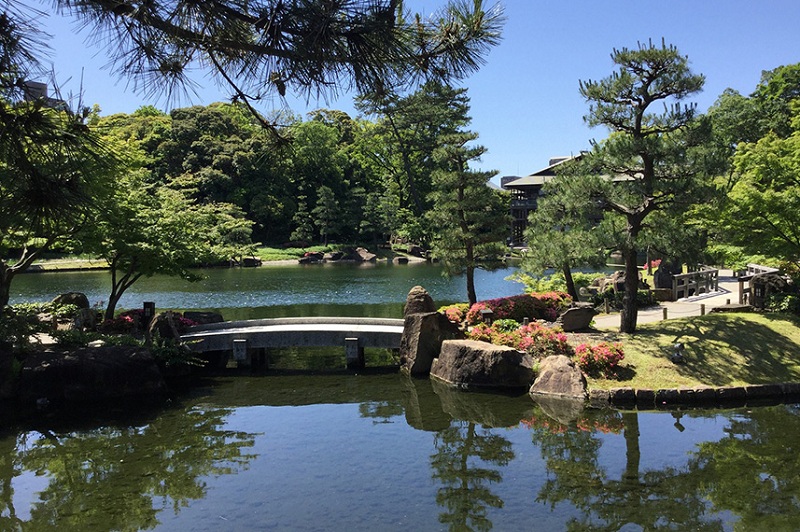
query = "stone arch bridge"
(180, 317, 405, 369)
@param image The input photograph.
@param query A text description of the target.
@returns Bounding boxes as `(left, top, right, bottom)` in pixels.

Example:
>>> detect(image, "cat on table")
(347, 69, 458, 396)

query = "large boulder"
(430, 339, 535, 390)
(18, 346, 167, 404)
(51, 292, 90, 309)
(298, 251, 324, 264)
(404, 285, 436, 316)
(399, 312, 464, 376)
(530, 355, 587, 400)
(355, 247, 377, 262)
(148, 311, 183, 341)
(653, 261, 680, 290)
(556, 303, 597, 332)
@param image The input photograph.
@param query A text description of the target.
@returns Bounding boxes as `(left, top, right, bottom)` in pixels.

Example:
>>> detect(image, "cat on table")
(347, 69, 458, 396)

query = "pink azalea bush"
(464, 292, 572, 326)
(574, 342, 625, 378)
(467, 320, 573, 358)
(438, 303, 470, 324)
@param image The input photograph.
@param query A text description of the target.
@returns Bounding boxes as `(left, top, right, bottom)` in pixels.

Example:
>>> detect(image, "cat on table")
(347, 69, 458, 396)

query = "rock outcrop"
(404, 285, 436, 316)
(430, 339, 535, 390)
(556, 302, 597, 332)
(400, 312, 464, 376)
(52, 291, 90, 309)
(399, 286, 464, 376)
(529, 355, 587, 400)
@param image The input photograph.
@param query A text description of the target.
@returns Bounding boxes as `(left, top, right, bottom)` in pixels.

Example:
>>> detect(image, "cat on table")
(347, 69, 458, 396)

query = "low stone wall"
(589, 383, 800, 410)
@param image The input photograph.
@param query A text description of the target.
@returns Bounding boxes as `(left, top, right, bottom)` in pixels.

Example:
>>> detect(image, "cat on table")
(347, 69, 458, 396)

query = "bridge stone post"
(345, 338, 364, 369)
(233, 339, 250, 367)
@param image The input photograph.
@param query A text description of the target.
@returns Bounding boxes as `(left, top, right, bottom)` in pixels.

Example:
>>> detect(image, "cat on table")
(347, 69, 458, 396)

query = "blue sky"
(34, 0, 800, 182)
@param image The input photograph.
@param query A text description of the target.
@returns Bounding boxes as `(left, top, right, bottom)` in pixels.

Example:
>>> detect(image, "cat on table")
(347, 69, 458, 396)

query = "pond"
(5, 263, 800, 529)
(2, 374, 800, 530)
(9, 262, 525, 319)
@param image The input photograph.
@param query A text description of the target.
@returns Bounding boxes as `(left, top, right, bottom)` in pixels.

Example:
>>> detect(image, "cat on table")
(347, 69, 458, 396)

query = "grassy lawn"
(588, 312, 800, 390)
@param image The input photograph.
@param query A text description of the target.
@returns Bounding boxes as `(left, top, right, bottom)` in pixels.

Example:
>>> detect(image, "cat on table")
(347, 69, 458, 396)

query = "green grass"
(588, 312, 800, 390)
(255, 244, 397, 262)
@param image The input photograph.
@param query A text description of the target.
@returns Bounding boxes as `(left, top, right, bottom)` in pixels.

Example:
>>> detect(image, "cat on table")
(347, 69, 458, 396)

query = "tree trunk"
(105, 289, 124, 321)
(562, 262, 578, 301)
(466, 264, 477, 306)
(465, 240, 477, 305)
(619, 247, 640, 333)
(0, 267, 12, 309)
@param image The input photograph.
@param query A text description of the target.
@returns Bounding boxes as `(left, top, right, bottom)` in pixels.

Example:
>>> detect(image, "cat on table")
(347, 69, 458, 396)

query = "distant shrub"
(575, 342, 625, 378)
(591, 288, 654, 310)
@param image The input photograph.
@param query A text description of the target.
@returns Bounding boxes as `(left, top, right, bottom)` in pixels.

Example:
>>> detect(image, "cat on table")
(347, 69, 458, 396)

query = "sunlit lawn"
(588, 312, 800, 390)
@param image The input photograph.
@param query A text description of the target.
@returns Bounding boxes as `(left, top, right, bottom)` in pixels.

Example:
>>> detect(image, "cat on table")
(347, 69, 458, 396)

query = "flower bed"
(467, 320, 573, 359)
(459, 292, 572, 326)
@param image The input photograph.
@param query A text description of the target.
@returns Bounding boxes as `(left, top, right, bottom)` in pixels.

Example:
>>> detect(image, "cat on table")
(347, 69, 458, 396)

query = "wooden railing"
(672, 267, 719, 300)
(738, 263, 780, 305)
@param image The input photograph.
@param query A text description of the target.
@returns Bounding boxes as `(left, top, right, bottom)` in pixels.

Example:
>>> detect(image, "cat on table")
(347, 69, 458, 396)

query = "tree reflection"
(1, 406, 258, 530)
(692, 405, 800, 529)
(431, 421, 514, 531)
(529, 409, 723, 530)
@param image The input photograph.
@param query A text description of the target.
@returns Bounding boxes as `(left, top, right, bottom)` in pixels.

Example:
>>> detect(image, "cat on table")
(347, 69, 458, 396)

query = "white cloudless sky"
(31, 0, 800, 182)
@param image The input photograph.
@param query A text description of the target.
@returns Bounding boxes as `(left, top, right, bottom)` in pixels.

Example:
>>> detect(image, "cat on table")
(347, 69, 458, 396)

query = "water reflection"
(0, 405, 259, 531)
(3, 376, 800, 530)
(431, 421, 513, 531)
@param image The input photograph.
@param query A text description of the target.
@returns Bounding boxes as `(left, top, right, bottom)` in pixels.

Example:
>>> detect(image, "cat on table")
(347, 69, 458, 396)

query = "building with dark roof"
(501, 156, 575, 245)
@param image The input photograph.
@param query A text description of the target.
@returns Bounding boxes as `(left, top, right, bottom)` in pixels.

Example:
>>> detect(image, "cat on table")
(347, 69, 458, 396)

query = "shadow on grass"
(630, 313, 800, 386)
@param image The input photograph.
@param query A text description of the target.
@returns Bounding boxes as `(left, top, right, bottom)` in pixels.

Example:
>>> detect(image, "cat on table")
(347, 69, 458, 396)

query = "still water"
(5, 263, 800, 530)
(9, 262, 524, 319)
(3, 374, 800, 530)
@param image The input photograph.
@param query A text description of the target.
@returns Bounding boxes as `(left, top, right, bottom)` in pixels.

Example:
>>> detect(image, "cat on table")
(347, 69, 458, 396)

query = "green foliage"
(591, 288, 654, 310)
(513, 272, 604, 297)
(149, 334, 207, 369)
(51, 329, 141, 348)
(767, 293, 800, 315)
(0, 307, 37, 351)
(0, 302, 82, 350)
(491, 319, 521, 333)
(715, 108, 800, 270)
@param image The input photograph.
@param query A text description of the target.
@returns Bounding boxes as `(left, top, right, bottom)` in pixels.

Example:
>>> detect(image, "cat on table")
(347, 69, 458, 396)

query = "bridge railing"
(187, 316, 405, 333)
(737, 263, 781, 306)
(672, 266, 719, 300)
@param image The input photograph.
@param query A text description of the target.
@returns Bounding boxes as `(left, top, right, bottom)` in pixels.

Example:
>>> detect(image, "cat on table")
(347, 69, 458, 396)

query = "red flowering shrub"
(466, 320, 573, 358)
(99, 310, 142, 333)
(438, 303, 470, 324)
(575, 342, 625, 378)
(464, 292, 572, 325)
